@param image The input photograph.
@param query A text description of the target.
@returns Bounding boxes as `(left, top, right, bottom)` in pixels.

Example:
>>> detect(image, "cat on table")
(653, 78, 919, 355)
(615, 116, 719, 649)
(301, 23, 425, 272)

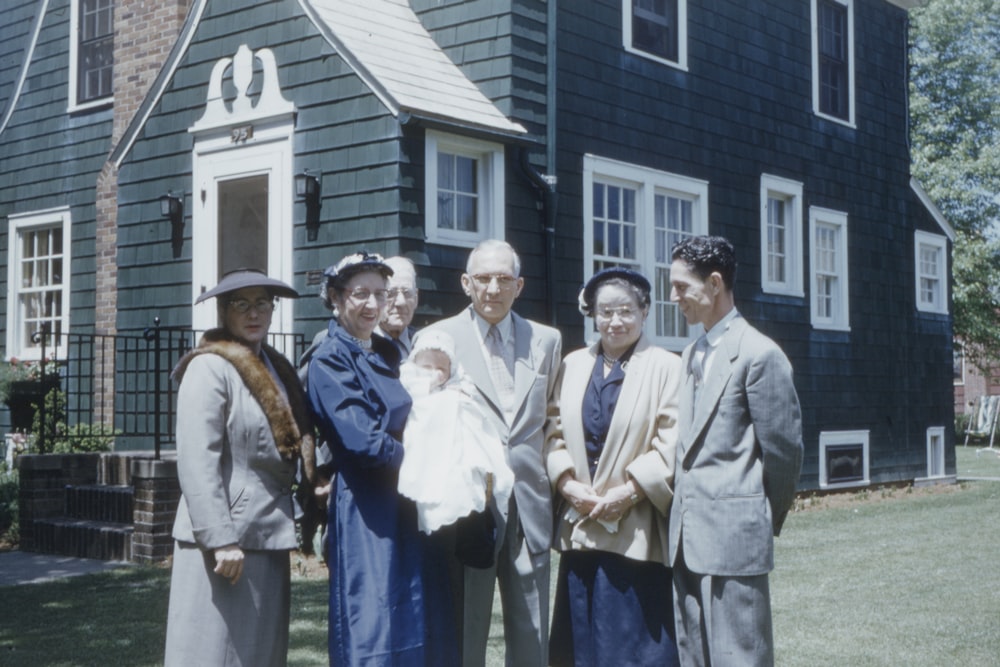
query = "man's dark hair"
(671, 236, 737, 290)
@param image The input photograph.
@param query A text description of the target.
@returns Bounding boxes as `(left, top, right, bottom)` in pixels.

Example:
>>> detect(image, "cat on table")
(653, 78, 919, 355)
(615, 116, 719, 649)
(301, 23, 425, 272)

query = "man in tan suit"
(668, 236, 803, 667)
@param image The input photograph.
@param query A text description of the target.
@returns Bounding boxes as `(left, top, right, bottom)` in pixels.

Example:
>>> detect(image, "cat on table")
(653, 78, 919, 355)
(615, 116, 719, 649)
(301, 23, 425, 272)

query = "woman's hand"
(213, 544, 245, 585)
(590, 480, 643, 523)
(557, 472, 601, 516)
(314, 475, 332, 510)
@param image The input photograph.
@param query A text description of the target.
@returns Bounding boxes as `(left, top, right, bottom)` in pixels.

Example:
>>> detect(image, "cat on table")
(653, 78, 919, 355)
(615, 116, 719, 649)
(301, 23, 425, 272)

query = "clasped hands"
(557, 473, 641, 523)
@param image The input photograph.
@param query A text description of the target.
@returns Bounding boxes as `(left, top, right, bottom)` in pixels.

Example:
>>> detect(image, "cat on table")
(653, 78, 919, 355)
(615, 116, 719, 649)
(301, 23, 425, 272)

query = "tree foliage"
(909, 0, 1000, 371)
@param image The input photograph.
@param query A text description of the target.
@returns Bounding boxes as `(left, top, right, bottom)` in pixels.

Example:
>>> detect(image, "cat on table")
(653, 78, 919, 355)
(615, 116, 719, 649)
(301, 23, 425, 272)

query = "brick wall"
(17, 453, 101, 551)
(95, 0, 192, 336)
(131, 457, 180, 563)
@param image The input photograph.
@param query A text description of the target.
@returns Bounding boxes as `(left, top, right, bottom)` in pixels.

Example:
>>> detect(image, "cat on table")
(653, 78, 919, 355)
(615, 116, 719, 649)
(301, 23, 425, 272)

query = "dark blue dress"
(549, 348, 680, 667)
(307, 320, 457, 667)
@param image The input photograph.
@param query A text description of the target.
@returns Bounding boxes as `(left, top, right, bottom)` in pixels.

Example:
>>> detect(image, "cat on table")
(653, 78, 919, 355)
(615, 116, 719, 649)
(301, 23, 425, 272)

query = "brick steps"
(32, 517, 134, 561)
(65, 484, 134, 523)
(19, 453, 180, 563)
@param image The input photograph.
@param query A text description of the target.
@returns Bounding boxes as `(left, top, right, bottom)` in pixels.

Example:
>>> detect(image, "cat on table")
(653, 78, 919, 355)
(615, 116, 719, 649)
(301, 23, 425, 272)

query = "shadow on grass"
(0, 565, 332, 667)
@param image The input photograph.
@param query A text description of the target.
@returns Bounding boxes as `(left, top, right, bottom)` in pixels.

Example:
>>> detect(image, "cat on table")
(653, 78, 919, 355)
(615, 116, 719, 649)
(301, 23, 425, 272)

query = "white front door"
(191, 136, 293, 335)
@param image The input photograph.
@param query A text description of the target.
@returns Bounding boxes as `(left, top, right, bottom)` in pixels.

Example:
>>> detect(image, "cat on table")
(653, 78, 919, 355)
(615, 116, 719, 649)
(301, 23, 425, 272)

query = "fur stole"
(172, 329, 316, 476)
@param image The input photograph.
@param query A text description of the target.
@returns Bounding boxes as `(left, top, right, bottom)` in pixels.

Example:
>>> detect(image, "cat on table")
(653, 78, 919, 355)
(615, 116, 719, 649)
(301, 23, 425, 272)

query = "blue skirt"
(550, 550, 680, 667)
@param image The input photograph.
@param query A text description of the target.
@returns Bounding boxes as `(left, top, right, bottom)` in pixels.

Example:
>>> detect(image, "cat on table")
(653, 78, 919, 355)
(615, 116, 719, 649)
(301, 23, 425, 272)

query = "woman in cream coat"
(164, 270, 314, 667)
(546, 267, 682, 667)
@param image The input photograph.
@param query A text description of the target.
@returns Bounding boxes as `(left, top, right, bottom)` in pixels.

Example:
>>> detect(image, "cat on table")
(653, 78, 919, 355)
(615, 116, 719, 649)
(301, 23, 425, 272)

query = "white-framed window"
(69, 0, 114, 111)
(809, 206, 850, 331)
(583, 154, 709, 351)
(424, 130, 505, 248)
(623, 0, 688, 70)
(914, 230, 947, 314)
(5, 208, 72, 360)
(819, 429, 869, 489)
(811, 0, 855, 126)
(925, 426, 946, 478)
(760, 174, 804, 297)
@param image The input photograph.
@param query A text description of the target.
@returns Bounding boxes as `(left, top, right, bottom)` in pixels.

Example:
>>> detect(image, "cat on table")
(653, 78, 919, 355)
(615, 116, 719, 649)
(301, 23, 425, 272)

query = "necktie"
(690, 335, 709, 386)
(486, 325, 515, 407)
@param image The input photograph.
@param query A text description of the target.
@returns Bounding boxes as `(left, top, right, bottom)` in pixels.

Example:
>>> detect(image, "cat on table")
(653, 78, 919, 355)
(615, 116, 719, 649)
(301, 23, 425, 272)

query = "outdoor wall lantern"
(296, 170, 322, 241)
(160, 192, 185, 258)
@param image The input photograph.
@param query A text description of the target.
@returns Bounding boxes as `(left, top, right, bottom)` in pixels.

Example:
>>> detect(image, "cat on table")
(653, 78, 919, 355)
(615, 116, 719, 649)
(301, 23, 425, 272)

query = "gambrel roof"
(111, 0, 524, 166)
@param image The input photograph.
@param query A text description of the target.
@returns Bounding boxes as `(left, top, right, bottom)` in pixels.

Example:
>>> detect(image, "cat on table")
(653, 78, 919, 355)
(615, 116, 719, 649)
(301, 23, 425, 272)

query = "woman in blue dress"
(546, 267, 683, 667)
(306, 252, 456, 667)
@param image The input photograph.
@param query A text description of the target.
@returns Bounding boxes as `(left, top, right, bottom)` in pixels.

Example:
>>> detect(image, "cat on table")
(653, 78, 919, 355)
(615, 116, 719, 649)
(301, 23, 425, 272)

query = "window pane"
(609, 222, 621, 257)
(439, 154, 455, 190)
(456, 156, 476, 193)
(456, 195, 477, 232)
(218, 174, 268, 275)
(632, 0, 678, 61)
(438, 193, 454, 230)
(608, 186, 620, 221)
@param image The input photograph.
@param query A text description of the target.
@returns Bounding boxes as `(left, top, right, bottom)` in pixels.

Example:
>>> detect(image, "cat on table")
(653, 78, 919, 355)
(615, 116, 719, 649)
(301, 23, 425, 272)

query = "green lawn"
(1, 460, 998, 666)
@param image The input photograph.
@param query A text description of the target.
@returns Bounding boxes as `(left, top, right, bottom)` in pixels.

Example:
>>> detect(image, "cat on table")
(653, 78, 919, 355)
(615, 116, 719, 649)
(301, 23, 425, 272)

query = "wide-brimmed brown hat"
(195, 268, 299, 304)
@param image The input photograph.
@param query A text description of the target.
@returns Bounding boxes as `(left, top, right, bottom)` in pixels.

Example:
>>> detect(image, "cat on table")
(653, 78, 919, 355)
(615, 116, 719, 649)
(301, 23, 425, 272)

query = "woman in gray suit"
(164, 269, 314, 667)
(546, 267, 682, 667)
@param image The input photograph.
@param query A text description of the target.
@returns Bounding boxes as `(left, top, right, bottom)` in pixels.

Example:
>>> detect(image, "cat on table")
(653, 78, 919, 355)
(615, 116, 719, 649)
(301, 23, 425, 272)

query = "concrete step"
(64, 484, 134, 524)
(32, 518, 133, 562)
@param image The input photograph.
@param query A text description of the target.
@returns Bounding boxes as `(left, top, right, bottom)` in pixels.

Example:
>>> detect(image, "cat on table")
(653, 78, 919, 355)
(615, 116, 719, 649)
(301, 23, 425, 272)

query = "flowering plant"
(0, 357, 61, 403)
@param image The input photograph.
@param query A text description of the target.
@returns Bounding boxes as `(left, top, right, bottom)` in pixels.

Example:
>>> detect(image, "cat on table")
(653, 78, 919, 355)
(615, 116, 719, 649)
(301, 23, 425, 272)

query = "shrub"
(0, 468, 18, 546)
(51, 423, 119, 454)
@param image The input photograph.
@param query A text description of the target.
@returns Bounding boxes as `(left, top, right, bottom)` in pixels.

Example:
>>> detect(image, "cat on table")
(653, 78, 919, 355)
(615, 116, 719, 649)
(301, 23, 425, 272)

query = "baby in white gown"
(398, 330, 513, 540)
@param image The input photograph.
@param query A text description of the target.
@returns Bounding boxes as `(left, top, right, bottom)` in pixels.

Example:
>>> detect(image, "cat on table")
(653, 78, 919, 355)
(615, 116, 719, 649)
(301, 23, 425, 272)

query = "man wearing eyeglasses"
(421, 239, 562, 667)
(376, 256, 420, 358)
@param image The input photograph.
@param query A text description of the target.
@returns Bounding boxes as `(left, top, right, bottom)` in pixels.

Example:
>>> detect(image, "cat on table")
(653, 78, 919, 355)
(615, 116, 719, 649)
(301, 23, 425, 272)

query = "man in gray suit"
(421, 239, 562, 667)
(667, 235, 803, 667)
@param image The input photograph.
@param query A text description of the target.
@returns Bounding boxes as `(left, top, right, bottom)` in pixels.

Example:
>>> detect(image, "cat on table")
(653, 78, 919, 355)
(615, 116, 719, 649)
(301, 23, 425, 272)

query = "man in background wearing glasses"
(376, 256, 420, 358)
(421, 239, 562, 667)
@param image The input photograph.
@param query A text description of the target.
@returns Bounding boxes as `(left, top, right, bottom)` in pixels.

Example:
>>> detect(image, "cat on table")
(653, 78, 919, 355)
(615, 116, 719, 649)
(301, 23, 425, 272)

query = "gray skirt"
(164, 541, 291, 667)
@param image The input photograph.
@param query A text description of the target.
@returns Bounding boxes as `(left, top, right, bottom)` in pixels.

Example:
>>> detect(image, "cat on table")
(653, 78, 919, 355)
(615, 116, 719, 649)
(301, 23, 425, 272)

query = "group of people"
(163, 234, 804, 667)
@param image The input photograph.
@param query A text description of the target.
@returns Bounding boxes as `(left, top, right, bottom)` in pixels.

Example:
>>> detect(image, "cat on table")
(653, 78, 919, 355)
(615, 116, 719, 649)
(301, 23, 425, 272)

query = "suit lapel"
(682, 318, 748, 464)
(510, 313, 536, 422)
(456, 309, 503, 414)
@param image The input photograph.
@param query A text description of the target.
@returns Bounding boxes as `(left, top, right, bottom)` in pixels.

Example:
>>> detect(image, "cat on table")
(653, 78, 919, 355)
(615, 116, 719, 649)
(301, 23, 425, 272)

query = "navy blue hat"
(578, 266, 652, 316)
(196, 268, 298, 304)
(323, 251, 393, 286)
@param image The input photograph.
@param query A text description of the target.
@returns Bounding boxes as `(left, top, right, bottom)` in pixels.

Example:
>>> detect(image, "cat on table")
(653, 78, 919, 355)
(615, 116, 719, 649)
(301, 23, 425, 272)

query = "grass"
(1, 458, 998, 666)
(954, 439, 1000, 478)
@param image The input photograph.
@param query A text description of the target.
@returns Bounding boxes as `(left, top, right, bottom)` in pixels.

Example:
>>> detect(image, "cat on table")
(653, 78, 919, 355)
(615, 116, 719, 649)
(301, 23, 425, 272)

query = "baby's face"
(414, 349, 451, 389)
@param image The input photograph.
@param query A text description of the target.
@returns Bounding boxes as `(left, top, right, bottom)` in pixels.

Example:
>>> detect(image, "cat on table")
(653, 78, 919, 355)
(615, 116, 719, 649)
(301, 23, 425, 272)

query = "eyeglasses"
(471, 274, 517, 289)
(595, 306, 640, 322)
(347, 288, 389, 303)
(386, 287, 418, 301)
(228, 299, 275, 314)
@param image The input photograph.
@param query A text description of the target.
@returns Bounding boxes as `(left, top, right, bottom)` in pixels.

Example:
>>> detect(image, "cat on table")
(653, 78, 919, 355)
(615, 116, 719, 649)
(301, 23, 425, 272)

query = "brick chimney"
(96, 0, 191, 337)
(94, 1, 191, 419)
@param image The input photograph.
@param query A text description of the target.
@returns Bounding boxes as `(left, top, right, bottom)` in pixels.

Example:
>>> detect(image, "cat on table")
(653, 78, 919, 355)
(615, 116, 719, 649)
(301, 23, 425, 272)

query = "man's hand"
(213, 544, 245, 585)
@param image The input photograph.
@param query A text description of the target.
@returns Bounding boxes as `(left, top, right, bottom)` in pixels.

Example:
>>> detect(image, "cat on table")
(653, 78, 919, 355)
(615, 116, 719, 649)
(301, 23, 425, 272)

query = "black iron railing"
(10, 322, 307, 458)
